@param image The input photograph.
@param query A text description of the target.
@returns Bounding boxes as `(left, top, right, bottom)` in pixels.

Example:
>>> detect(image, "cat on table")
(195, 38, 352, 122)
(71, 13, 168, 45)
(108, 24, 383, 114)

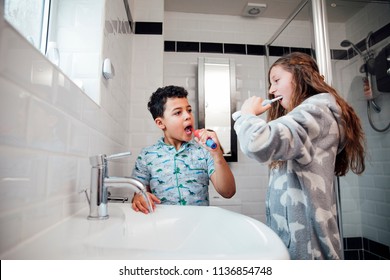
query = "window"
(3, 0, 105, 104)
(4, 0, 50, 53)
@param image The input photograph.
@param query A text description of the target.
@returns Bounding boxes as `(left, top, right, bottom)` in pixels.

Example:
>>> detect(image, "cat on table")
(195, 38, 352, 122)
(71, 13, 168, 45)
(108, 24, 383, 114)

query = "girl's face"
(268, 65, 294, 109)
(156, 97, 194, 149)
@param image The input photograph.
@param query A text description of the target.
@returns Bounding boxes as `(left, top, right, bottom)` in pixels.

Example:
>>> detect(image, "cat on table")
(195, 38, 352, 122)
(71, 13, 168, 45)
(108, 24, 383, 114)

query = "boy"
(131, 85, 236, 214)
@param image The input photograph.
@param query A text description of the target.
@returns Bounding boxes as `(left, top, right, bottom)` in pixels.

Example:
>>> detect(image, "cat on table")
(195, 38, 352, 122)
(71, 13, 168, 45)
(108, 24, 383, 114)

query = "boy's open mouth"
(185, 125, 193, 135)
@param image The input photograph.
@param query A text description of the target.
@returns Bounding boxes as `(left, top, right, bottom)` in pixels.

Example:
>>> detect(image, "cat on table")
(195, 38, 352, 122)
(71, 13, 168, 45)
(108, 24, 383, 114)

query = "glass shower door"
(329, 0, 390, 259)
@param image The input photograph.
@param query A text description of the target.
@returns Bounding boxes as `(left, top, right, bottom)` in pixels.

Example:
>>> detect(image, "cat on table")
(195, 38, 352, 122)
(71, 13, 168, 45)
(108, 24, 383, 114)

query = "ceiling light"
(242, 3, 267, 17)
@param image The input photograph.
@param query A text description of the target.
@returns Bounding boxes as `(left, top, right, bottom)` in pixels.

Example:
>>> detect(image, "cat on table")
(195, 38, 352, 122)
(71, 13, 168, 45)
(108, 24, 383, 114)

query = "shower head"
(341, 35, 375, 75)
(340, 39, 351, 48)
(340, 39, 364, 57)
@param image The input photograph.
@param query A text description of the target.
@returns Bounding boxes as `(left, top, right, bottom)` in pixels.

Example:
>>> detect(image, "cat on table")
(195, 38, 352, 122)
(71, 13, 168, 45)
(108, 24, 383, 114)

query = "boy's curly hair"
(148, 85, 188, 119)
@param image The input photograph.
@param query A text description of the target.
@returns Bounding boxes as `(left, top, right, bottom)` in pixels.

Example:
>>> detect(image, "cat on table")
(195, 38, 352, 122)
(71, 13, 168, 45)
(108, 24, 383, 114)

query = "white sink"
(2, 204, 289, 259)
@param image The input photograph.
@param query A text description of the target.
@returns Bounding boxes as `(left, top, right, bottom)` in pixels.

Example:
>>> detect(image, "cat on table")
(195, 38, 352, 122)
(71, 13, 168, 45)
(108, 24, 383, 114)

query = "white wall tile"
(27, 98, 69, 153)
(0, 0, 134, 254)
(0, 213, 23, 254)
(1, 0, 389, 257)
(46, 155, 78, 197)
(0, 77, 29, 147)
(0, 146, 48, 212)
(68, 121, 90, 156)
(132, 0, 164, 22)
(21, 199, 64, 242)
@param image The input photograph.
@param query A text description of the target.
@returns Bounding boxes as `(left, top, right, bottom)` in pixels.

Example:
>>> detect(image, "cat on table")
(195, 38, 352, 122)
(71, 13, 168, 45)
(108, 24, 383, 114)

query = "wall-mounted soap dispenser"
(102, 58, 115, 79)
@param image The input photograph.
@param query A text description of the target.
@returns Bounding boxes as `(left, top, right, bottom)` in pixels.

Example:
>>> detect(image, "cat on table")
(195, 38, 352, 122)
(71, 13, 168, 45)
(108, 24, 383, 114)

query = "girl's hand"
(241, 96, 271, 116)
(131, 192, 160, 214)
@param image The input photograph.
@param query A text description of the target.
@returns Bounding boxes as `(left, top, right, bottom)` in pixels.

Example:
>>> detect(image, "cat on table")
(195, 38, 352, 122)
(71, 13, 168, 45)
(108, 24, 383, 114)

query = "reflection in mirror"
(3, 0, 49, 53)
(198, 58, 237, 162)
(3, 0, 105, 104)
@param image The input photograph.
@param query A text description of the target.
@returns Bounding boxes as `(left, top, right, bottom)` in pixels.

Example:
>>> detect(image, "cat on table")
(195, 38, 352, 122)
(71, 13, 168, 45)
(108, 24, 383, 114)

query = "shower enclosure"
(265, 0, 390, 259)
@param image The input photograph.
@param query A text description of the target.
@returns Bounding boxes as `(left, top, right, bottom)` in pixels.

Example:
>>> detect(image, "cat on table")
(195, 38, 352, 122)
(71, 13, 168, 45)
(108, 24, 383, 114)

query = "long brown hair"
(267, 52, 365, 176)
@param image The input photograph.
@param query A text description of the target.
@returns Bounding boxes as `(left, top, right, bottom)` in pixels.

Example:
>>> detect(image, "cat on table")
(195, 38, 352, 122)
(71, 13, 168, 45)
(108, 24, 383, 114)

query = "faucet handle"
(106, 151, 132, 161)
(89, 152, 131, 167)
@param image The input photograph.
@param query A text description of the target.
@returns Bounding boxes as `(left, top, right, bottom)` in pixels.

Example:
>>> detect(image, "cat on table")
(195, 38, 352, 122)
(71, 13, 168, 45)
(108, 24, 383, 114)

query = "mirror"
(2, 0, 106, 104)
(198, 57, 237, 162)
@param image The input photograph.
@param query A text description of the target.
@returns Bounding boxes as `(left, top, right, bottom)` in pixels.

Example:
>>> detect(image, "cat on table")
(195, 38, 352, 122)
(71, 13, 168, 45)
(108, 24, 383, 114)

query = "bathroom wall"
(1, 0, 389, 258)
(162, 11, 349, 222)
(126, 0, 164, 158)
(162, 12, 279, 221)
(0, 0, 133, 256)
(50, 0, 105, 103)
(331, 3, 390, 248)
(162, 3, 390, 251)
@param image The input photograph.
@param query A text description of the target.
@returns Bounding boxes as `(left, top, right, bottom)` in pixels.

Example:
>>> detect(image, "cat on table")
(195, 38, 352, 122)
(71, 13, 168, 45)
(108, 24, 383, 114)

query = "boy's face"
(155, 97, 194, 146)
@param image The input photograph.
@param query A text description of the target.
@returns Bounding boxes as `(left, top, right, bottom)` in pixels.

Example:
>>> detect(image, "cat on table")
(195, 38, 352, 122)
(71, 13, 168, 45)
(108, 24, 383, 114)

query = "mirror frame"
(197, 57, 238, 162)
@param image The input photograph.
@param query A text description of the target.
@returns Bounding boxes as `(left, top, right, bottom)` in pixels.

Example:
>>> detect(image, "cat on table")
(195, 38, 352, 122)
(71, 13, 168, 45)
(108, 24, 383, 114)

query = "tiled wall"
(163, 12, 308, 222)
(331, 4, 390, 249)
(162, 3, 390, 248)
(344, 237, 390, 260)
(49, 0, 105, 104)
(0, 0, 133, 256)
(125, 0, 165, 186)
(0, 0, 389, 259)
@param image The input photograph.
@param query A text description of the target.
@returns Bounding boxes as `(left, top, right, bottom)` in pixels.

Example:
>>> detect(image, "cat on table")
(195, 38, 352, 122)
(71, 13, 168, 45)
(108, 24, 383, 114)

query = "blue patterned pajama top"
(234, 93, 345, 260)
(132, 138, 215, 206)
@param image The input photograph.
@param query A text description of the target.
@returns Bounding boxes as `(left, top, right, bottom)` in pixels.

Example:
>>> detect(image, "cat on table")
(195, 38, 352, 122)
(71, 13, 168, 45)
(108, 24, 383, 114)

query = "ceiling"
(164, 0, 380, 23)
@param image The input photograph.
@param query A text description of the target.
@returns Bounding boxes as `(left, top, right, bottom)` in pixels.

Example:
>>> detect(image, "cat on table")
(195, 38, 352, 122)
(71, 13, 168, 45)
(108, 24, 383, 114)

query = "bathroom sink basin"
(2, 204, 289, 259)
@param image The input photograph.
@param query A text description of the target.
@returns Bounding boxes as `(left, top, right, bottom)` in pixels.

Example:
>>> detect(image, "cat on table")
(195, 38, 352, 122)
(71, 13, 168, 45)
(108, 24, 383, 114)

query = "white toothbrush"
(261, 95, 283, 106)
(232, 96, 283, 121)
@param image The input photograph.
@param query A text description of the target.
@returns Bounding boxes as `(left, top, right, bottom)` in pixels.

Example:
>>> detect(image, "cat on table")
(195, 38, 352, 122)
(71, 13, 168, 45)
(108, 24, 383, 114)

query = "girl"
(233, 52, 365, 259)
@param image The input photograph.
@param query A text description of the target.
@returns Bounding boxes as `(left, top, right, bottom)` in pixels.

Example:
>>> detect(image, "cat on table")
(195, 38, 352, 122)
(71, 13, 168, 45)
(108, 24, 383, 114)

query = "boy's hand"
(194, 129, 221, 153)
(131, 192, 161, 214)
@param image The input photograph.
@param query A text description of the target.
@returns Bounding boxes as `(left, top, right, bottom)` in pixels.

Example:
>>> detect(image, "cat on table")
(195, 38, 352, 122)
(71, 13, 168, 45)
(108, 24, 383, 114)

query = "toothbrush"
(232, 96, 283, 121)
(261, 95, 283, 106)
(193, 129, 217, 149)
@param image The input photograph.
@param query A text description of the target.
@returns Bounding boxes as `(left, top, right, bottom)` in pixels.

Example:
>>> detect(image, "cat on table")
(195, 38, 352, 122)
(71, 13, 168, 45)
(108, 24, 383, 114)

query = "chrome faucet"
(87, 152, 152, 220)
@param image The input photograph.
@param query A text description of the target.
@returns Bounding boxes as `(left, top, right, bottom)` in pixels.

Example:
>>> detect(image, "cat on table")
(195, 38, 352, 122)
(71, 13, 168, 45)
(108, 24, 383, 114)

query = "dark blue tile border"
(135, 22, 163, 35)
(331, 49, 348, 60)
(367, 239, 390, 259)
(162, 22, 389, 61)
(224, 43, 246, 55)
(247, 44, 265, 56)
(164, 41, 176, 52)
(333, 22, 390, 60)
(134, 20, 389, 62)
(344, 237, 389, 260)
(268, 46, 291, 57)
(177, 41, 199, 52)
(344, 249, 362, 260)
(201, 42, 223, 53)
(163, 40, 316, 58)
